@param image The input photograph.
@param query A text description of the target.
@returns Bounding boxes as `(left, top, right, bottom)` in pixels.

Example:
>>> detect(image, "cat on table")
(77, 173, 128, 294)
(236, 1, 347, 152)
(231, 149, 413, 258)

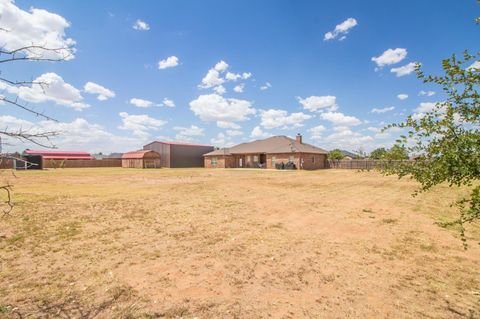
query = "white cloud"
(226, 129, 243, 137)
(324, 18, 358, 41)
(45, 118, 140, 152)
(411, 102, 444, 120)
(10, 72, 89, 110)
(414, 102, 438, 113)
(0, 116, 139, 153)
(366, 126, 381, 133)
(320, 112, 361, 126)
(390, 62, 417, 77)
(210, 132, 235, 147)
(216, 121, 241, 129)
(133, 19, 150, 31)
(210, 132, 226, 146)
(233, 84, 244, 93)
(225, 72, 251, 81)
(225, 72, 241, 81)
(158, 56, 179, 69)
(371, 48, 407, 67)
(0, 0, 76, 60)
(324, 126, 373, 149)
(162, 98, 175, 107)
(173, 125, 204, 141)
(260, 109, 312, 129)
(189, 94, 256, 124)
(214, 60, 229, 72)
(213, 85, 226, 95)
(250, 126, 271, 139)
(371, 106, 395, 113)
(83, 82, 115, 101)
(199, 61, 251, 94)
(129, 98, 156, 108)
(397, 94, 409, 100)
(260, 82, 272, 90)
(200, 69, 225, 88)
(309, 125, 326, 140)
(0, 114, 35, 128)
(297, 95, 338, 112)
(118, 112, 167, 138)
(419, 90, 435, 97)
(467, 61, 480, 70)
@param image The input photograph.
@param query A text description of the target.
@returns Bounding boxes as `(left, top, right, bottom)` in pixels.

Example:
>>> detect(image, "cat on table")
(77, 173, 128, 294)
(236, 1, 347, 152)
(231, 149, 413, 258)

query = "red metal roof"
(42, 155, 94, 160)
(144, 140, 212, 147)
(122, 150, 155, 159)
(25, 150, 91, 155)
(24, 150, 93, 160)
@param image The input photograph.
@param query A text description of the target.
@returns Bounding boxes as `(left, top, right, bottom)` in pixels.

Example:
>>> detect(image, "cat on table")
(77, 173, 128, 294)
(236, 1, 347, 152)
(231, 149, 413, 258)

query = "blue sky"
(1, 0, 479, 153)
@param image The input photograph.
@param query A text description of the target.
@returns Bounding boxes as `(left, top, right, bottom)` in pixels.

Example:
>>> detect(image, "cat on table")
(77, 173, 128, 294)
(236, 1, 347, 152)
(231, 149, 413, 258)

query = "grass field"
(0, 168, 479, 318)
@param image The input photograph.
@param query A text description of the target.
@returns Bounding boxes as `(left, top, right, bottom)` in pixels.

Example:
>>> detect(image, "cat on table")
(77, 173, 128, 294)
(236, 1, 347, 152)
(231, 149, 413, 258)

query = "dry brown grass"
(0, 168, 479, 318)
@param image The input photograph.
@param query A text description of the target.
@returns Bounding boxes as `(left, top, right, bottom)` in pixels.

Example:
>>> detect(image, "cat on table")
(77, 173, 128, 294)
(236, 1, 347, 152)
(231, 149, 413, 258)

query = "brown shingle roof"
(204, 136, 327, 156)
(203, 148, 232, 156)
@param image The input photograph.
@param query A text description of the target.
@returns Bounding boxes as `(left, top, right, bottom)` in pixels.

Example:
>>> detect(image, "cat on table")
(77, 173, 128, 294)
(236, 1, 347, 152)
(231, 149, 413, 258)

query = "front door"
(260, 154, 266, 168)
(239, 158, 243, 167)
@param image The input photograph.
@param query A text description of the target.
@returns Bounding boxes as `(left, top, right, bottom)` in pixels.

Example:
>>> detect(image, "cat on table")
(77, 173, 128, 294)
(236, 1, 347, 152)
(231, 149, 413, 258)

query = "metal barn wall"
(170, 144, 214, 168)
(143, 142, 171, 167)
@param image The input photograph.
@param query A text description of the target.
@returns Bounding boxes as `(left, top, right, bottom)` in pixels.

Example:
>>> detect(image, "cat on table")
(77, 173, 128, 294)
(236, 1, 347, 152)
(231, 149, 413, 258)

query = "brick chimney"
(296, 133, 302, 144)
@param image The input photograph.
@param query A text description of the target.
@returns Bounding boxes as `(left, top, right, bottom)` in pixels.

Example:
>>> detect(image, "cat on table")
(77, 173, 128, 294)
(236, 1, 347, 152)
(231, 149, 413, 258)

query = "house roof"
(340, 150, 361, 158)
(122, 150, 157, 159)
(144, 140, 212, 147)
(204, 136, 327, 156)
(24, 149, 94, 160)
(204, 148, 233, 156)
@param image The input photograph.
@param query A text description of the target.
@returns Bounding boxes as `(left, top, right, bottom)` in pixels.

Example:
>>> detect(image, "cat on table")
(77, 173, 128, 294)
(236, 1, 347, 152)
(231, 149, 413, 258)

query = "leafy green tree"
(369, 147, 387, 159)
(384, 145, 409, 161)
(328, 149, 344, 160)
(383, 51, 479, 247)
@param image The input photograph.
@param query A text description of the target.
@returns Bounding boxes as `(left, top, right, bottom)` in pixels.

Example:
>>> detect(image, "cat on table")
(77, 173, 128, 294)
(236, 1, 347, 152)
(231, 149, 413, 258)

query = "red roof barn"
(122, 150, 161, 168)
(24, 150, 94, 160)
(23, 149, 94, 169)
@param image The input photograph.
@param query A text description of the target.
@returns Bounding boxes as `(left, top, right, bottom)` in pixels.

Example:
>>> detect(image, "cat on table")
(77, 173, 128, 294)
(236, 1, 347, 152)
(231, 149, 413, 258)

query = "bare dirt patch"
(1, 168, 479, 318)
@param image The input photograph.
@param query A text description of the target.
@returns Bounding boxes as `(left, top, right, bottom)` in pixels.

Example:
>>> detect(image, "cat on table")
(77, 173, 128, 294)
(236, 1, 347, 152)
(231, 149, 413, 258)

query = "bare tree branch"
(1, 96, 58, 122)
(1, 129, 59, 148)
(0, 76, 48, 88)
(0, 183, 13, 215)
(0, 36, 74, 216)
(0, 44, 73, 63)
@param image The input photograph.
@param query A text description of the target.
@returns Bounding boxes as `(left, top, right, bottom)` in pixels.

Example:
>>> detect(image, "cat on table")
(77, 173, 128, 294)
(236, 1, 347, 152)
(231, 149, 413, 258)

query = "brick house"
(203, 134, 328, 170)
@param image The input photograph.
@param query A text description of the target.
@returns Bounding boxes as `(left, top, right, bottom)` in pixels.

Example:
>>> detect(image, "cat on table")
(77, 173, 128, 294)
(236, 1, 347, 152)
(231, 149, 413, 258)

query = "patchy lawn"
(0, 168, 479, 318)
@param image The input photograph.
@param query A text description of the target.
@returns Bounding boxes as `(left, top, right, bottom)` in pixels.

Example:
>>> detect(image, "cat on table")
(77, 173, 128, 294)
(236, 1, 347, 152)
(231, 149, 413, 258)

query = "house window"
(312, 156, 315, 163)
(271, 156, 276, 165)
(253, 155, 258, 162)
(211, 157, 218, 165)
(289, 155, 294, 162)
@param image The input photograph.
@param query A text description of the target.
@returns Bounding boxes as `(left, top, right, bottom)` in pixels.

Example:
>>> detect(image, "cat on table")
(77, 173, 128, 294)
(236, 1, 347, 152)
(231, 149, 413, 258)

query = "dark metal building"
(143, 141, 214, 168)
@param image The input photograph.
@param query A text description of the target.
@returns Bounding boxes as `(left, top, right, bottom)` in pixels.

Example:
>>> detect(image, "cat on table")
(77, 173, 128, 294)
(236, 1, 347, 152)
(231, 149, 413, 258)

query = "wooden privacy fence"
(0, 158, 14, 169)
(327, 159, 413, 170)
(43, 159, 122, 169)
